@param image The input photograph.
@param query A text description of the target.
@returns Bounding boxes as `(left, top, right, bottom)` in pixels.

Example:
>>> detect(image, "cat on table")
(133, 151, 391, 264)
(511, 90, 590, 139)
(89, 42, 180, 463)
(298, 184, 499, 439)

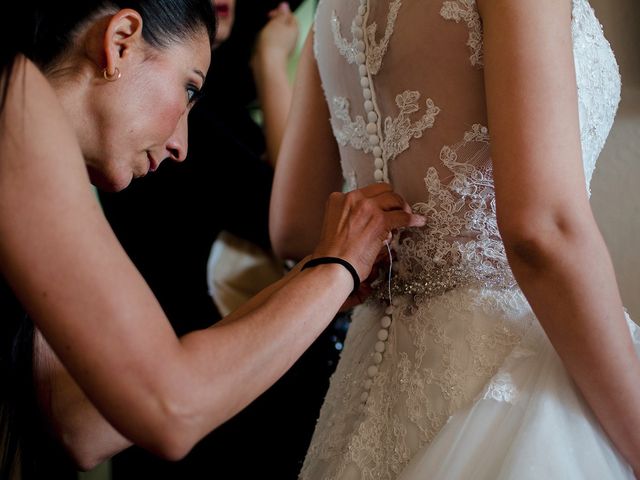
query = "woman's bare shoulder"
(0, 55, 85, 176)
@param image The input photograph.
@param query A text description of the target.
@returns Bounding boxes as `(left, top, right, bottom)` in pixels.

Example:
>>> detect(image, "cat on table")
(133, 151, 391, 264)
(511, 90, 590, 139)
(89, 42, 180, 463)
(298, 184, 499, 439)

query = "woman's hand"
(312, 183, 425, 284)
(251, 2, 299, 70)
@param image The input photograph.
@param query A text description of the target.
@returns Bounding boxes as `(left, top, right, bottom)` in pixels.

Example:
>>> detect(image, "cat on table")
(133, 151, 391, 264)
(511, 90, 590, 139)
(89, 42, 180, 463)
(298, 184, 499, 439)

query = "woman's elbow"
(269, 217, 312, 261)
(498, 210, 596, 269)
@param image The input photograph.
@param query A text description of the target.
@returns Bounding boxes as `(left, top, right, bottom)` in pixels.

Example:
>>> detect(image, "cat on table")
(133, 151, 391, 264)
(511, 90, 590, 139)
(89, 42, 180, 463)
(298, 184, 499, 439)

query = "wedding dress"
(300, 0, 639, 478)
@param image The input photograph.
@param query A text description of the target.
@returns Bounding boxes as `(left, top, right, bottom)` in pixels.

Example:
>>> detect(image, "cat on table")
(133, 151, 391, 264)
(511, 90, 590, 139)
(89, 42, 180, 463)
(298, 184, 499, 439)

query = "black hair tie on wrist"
(301, 256, 360, 294)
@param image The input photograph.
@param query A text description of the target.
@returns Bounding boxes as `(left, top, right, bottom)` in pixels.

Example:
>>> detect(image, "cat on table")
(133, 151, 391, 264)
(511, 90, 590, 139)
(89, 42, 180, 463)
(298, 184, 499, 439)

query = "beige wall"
(589, 0, 640, 319)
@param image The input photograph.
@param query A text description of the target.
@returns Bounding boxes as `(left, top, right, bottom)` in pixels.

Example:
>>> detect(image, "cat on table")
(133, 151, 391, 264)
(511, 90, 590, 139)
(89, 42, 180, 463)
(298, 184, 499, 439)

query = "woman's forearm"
(504, 219, 640, 471)
(252, 50, 293, 168)
(171, 262, 353, 454)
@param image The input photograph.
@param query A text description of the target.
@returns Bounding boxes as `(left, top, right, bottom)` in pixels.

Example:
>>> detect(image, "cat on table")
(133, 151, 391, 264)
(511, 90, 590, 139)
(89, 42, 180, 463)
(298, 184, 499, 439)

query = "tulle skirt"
(301, 286, 638, 480)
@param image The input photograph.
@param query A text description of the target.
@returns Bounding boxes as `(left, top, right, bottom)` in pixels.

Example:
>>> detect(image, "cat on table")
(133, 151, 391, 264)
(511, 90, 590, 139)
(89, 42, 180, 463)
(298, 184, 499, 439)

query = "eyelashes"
(186, 84, 204, 105)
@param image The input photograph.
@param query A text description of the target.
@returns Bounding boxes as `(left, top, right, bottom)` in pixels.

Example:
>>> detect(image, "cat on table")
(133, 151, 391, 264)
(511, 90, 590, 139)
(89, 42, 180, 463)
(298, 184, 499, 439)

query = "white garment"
(301, 0, 637, 479)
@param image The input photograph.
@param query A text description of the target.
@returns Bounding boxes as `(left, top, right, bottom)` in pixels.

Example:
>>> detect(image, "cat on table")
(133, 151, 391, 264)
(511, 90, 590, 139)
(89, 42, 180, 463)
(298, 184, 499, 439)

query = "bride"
(271, 0, 640, 478)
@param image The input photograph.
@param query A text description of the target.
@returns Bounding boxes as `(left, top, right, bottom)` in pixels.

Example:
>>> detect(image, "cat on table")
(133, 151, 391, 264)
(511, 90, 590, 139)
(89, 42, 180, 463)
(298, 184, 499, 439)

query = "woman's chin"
(87, 166, 132, 192)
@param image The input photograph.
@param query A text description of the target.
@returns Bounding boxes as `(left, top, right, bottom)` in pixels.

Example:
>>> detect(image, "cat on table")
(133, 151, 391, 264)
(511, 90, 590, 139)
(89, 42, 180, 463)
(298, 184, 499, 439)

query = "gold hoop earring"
(103, 67, 121, 82)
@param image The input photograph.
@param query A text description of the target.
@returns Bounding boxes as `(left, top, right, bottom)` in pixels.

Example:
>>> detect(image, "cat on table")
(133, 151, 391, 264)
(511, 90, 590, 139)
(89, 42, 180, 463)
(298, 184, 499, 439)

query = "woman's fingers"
(313, 185, 426, 283)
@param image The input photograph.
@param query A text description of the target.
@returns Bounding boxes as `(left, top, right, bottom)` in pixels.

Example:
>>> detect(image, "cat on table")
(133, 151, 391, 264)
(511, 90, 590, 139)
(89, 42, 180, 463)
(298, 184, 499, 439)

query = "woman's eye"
(187, 85, 202, 104)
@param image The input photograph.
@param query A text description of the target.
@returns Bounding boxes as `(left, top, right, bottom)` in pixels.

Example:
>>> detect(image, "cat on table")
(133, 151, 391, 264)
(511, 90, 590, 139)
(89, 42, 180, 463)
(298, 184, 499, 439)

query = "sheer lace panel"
(440, 0, 483, 67)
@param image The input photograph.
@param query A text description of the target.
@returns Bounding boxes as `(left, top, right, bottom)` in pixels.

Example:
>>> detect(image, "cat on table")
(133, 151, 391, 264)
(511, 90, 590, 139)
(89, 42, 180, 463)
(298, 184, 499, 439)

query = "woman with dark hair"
(0, 0, 424, 477)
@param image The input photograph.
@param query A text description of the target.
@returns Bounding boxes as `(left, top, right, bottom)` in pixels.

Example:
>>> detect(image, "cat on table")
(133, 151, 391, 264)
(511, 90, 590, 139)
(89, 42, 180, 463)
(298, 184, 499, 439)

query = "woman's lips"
(215, 4, 230, 18)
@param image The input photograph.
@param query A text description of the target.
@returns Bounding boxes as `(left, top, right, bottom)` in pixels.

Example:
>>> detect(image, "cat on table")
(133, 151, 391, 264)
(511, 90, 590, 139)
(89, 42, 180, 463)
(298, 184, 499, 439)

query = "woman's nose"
(165, 112, 189, 162)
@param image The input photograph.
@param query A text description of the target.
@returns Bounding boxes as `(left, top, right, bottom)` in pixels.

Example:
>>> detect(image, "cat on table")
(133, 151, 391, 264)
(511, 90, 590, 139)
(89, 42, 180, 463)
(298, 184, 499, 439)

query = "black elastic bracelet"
(301, 256, 360, 294)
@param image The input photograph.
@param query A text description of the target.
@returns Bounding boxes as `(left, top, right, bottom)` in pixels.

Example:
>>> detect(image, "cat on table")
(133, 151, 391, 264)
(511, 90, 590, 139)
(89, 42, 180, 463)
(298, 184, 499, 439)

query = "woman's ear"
(102, 9, 144, 78)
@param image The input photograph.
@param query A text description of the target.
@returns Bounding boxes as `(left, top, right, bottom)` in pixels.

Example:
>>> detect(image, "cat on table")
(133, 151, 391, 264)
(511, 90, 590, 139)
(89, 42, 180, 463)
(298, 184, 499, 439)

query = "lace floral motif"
(365, 0, 402, 75)
(571, 0, 621, 192)
(331, 97, 371, 152)
(330, 10, 361, 66)
(440, 0, 483, 67)
(385, 125, 515, 302)
(331, 0, 402, 75)
(382, 92, 440, 163)
(300, 289, 533, 480)
(481, 372, 520, 404)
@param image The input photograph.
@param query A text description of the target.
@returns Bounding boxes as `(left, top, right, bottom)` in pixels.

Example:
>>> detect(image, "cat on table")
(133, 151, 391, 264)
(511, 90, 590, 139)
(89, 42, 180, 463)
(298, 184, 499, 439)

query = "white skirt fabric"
(300, 286, 638, 480)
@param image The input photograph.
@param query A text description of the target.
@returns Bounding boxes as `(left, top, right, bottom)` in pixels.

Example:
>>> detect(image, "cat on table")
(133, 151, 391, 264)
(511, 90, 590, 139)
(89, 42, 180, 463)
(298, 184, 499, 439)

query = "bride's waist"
(372, 257, 516, 302)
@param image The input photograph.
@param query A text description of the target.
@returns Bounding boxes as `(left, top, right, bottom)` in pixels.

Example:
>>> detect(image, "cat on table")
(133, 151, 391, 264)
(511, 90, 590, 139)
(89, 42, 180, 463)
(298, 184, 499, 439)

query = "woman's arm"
(0, 57, 423, 464)
(479, 0, 640, 472)
(250, 2, 299, 167)
(270, 31, 344, 261)
(34, 332, 132, 471)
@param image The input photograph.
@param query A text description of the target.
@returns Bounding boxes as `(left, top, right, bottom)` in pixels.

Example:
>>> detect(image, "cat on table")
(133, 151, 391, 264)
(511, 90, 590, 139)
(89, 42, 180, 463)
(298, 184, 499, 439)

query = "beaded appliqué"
(440, 0, 484, 67)
(377, 125, 515, 303)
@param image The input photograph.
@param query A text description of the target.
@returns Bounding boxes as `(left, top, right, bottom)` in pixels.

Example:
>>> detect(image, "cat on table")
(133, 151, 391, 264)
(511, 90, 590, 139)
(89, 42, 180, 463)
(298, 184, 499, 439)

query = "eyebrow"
(194, 69, 206, 84)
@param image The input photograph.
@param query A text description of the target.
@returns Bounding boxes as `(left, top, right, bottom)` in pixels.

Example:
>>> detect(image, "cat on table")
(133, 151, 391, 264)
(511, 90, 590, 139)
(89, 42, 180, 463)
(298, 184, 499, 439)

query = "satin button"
(367, 365, 378, 377)
(380, 316, 392, 328)
(366, 122, 377, 134)
(373, 146, 382, 157)
(368, 111, 378, 123)
(374, 169, 384, 182)
(375, 341, 386, 353)
(364, 100, 374, 112)
(374, 157, 384, 170)
(377, 329, 389, 341)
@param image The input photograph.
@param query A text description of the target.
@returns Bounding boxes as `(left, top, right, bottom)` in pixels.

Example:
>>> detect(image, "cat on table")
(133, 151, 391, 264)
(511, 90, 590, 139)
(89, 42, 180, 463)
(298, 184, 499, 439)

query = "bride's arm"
(478, 0, 640, 472)
(270, 31, 343, 261)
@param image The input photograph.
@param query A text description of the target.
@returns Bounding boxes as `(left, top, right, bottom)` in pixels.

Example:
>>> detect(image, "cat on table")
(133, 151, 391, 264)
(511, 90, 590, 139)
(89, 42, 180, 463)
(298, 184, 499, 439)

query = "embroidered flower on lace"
(365, 0, 402, 75)
(330, 10, 360, 65)
(382, 92, 441, 163)
(331, 97, 371, 152)
(482, 371, 520, 404)
(331, 92, 440, 170)
(391, 124, 514, 302)
(331, 0, 402, 75)
(440, 0, 484, 67)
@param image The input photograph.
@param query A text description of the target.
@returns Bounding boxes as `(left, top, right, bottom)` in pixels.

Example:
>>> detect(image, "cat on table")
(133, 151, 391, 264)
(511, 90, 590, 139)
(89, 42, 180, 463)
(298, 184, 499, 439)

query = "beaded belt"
(372, 260, 516, 302)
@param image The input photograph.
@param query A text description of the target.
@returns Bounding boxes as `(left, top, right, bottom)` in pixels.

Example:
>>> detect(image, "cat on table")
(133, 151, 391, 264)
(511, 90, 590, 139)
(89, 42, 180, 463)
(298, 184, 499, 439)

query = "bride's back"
(313, 0, 620, 294)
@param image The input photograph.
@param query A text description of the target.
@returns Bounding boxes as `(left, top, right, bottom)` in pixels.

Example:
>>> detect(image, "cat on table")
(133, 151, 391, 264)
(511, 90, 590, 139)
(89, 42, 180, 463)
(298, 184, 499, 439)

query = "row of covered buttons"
(353, 0, 385, 183)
